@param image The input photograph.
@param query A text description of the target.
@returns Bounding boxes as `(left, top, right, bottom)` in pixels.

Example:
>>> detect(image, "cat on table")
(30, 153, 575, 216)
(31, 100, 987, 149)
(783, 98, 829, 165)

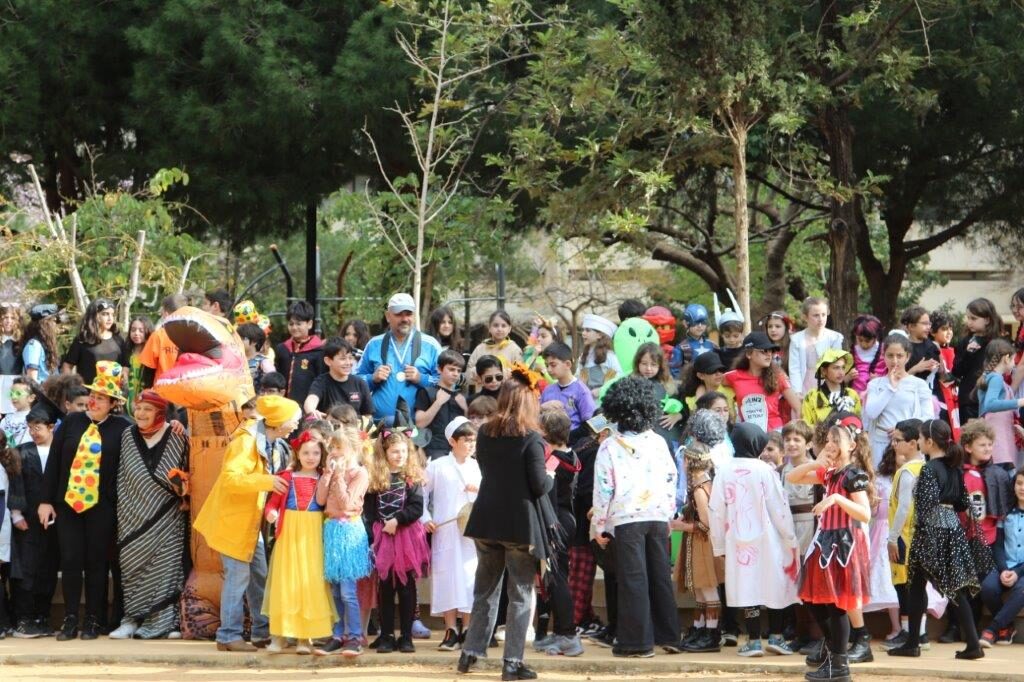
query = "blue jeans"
(980, 568, 1024, 630)
(331, 579, 361, 641)
(216, 538, 269, 643)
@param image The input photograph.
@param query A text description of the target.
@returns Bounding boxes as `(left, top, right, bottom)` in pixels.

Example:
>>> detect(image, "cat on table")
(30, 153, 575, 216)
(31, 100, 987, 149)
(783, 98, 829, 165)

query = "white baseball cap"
(388, 293, 416, 313)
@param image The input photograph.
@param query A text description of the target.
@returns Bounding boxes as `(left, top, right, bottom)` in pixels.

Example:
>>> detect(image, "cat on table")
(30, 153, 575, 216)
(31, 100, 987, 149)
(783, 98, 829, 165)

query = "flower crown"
(508, 362, 544, 393)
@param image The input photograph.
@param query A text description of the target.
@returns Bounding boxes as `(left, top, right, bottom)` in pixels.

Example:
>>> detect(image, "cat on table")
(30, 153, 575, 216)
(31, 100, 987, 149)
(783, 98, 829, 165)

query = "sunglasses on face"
(481, 374, 503, 384)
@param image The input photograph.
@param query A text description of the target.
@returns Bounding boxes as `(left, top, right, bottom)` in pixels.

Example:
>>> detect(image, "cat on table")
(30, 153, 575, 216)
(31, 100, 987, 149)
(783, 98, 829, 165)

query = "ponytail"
(921, 419, 963, 469)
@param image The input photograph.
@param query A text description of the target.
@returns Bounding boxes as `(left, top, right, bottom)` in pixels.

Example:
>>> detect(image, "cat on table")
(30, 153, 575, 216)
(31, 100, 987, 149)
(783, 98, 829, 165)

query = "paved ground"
(1, 636, 1022, 681)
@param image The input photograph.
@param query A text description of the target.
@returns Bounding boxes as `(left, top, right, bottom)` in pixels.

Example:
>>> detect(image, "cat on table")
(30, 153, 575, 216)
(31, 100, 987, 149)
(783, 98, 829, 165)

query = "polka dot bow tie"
(65, 422, 101, 512)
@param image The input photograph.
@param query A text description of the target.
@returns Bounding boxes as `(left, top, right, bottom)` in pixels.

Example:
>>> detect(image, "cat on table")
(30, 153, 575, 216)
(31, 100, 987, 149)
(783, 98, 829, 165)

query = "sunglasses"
(481, 373, 503, 384)
(95, 299, 114, 311)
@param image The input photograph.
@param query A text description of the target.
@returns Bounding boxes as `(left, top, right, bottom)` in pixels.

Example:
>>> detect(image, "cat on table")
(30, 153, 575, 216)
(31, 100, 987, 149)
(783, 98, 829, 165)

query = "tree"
(626, 0, 808, 331)
(362, 0, 546, 322)
(494, 5, 827, 318)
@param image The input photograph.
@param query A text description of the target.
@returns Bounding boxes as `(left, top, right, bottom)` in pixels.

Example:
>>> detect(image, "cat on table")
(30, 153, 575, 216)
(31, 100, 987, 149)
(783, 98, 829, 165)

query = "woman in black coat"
(458, 366, 551, 682)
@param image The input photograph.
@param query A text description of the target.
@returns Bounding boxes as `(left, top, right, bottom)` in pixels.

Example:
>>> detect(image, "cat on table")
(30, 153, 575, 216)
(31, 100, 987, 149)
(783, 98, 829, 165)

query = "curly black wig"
(601, 375, 659, 433)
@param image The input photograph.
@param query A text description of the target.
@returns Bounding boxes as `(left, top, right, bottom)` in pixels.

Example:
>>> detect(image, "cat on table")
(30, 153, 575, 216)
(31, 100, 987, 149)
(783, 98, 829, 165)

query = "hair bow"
(290, 430, 317, 451)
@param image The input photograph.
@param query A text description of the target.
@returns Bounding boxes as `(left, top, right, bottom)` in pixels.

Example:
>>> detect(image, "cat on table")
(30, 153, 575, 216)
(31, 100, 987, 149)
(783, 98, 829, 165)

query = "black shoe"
(56, 616, 78, 642)
(955, 646, 984, 660)
(684, 627, 721, 653)
(805, 640, 828, 666)
(376, 633, 396, 654)
(589, 628, 615, 648)
(368, 634, 383, 650)
(457, 651, 478, 674)
(939, 622, 960, 644)
(12, 619, 42, 639)
(805, 653, 850, 682)
(397, 634, 415, 653)
(886, 642, 921, 657)
(34, 617, 54, 637)
(313, 638, 344, 656)
(612, 646, 655, 658)
(847, 631, 873, 663)
(720, 630, 739, 646)
(367, 616, 380, 637)
(501, 660, 538, 681)
(439, 627, 460, 651)
(80, 616, 100, 641)
(680, 626, 702, 648)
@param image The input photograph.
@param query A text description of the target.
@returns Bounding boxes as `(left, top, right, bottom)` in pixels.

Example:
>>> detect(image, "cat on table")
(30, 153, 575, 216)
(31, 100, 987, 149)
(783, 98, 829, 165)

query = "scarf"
(136, 390, 168, 436)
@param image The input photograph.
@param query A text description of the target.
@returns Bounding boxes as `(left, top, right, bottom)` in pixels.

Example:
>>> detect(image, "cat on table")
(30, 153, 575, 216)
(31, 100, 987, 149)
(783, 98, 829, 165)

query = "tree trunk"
(820, 102, 861, 336)
(731, 127, 752, 333)
(420, 259, 438, 324)
(759, 223, 798, 318)
(867, 251, 907, 328)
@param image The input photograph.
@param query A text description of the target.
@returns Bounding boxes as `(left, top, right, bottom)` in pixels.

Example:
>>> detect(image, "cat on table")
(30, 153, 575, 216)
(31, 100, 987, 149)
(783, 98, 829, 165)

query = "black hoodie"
(731, 421, 769, 460)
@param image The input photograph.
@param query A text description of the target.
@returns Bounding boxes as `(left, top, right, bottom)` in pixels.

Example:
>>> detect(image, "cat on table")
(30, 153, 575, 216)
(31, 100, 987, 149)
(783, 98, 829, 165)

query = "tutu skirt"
(372, 520, 430, 584)
(262, 510, 336, 639)
(324, 517, 373, 583)
(799, 526, 871, 612)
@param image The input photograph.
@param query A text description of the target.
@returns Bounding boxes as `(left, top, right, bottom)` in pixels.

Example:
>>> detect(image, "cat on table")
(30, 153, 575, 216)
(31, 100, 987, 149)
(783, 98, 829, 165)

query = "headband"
(381, 427, 413, 441)
(290, 430, 318, 452)
(837, 414, 863, 438)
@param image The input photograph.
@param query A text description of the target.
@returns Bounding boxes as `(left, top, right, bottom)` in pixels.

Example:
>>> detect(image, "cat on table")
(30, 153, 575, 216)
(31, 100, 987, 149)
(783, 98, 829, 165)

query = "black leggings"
(906, 571, 978, 650)
(809, 603, 850, 655)
(743, 607, 785, 639)
(379, 571, 416, 638)
(57, 502, 116, 620)
(542, 545, 575, 636)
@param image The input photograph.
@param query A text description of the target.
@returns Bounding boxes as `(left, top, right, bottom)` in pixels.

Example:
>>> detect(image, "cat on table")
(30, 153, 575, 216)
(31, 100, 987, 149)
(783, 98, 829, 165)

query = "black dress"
(908, 458, 993, 598)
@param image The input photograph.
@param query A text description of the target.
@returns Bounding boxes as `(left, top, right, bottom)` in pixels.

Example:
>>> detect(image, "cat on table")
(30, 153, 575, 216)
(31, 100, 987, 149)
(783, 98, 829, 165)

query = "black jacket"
(9, 442, 56, 584)
(465, 430, 552, 547)
(363, 477, 424, 537)
(42, 411, 131, 511)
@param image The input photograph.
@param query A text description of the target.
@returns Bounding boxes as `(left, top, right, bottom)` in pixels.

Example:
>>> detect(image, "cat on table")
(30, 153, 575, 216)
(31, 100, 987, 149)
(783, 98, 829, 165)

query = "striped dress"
(117, 426, 190, 638)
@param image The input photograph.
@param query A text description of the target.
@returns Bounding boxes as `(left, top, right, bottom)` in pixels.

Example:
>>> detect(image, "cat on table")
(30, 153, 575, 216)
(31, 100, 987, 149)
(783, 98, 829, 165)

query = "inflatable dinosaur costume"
(153, 307, 255, 639)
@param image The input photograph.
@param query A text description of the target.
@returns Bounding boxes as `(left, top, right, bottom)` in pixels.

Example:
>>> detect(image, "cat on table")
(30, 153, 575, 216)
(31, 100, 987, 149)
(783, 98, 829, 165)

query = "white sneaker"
(108, 620, 138, 639)
(525, 626, 536, 643)
(296, 639, 313, 655)
(167, 631, 182, 640)
(495, 625, 507, 642)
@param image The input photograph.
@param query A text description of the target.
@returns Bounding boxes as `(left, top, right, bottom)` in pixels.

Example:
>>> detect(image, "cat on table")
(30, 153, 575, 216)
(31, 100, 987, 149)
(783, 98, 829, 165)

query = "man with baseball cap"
(355, 293, 441, 425)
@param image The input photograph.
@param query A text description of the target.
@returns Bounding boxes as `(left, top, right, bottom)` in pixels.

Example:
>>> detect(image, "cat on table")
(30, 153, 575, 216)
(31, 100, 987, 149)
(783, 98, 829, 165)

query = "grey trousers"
(462, 540, 538, 663)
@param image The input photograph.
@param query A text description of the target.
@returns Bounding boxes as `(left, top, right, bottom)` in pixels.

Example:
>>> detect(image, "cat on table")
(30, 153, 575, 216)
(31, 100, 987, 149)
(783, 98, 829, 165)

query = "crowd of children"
(4, 288, 1024, 682)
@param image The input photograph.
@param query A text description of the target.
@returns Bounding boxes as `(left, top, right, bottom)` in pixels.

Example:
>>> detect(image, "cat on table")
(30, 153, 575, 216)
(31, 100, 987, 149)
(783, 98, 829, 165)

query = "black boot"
(805, 653, 850, 682)
(680, 626, 702, 648)
(955, 646, 985, 660)
(847, 631, 873, 663)
(375, 633, 396, 654)
(501, 660, 538, 681)
(684, 627, 721, 653)
(805, 639, 828, 666)
(887, 640, 921, 657)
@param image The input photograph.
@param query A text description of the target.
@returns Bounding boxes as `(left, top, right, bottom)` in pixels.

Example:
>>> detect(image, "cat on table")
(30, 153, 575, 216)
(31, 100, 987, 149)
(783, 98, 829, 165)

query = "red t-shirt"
(962, 463, 998, 546)
(724, 368, 790, 432)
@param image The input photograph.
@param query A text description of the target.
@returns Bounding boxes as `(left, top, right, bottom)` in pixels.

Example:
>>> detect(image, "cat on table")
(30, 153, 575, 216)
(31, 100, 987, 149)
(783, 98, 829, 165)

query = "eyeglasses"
(481, 374, 503, 384)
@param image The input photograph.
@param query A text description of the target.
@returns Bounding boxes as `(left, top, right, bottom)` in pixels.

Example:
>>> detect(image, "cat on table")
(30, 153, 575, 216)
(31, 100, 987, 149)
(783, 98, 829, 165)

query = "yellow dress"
(262, 475, 336, 639)
(888, 459, 925, 585)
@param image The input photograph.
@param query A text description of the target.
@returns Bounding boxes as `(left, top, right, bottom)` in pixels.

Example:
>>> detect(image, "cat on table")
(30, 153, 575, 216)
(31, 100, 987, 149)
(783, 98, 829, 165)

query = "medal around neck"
(396, 370, 407, 383)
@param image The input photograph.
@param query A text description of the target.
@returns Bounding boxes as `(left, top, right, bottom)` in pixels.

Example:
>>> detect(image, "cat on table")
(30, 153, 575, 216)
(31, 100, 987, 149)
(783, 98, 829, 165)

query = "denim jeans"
(463, 541, 538, 663)
(216, 537, 269, 643)
(613, 520, 679, 651)
(331, 579, 361, 640)
(980, 568, 1024, 630)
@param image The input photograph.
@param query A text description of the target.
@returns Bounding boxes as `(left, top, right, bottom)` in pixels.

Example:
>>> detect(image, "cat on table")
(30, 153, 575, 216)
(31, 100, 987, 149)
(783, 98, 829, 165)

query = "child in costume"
(975, 339, 1024, 468)
(274, 299, 325, 405)
(466, 311, 523, 388)
(314, 427, 372, 657)
(715, 292, 746, 371)
(801, 349, 862, 427)
(888, 419, 993, 661)
(422, 417, 482, 652)
(365, 426, 429, 654)
(263, 432, 336, 653)
(979, 469, 1024, 647)
(884, 419, 937, 650)
(850, 315, 887, 397)
(788, 297, 845, 401)
(670, 303, 717, 379)
(710, 422, 799, 658)
(641, 305, 677, 366)
(788, 414, 875, 681)
(674, 441, 724, 653)
(523, 315, 560, 381)
(1, 376, 35, 446)
(678, 351, 735, 421)
(578, 314, 621, 398)
(724, 333, 801, 433)
(863, 334, 935, 466)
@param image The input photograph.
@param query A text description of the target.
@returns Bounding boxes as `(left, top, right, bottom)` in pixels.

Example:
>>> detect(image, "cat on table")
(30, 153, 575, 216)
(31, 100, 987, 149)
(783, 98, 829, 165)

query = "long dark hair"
(428, 306, 462, 353)
(341, 319, 370, 350)
(75, 298, 119, 345)
(966, 297, 1001, 339)
(921, 419, 964, 469)
(733, 351, 781, 394)
(127, 315, 154, 353)
(22, 315, 59, 372)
